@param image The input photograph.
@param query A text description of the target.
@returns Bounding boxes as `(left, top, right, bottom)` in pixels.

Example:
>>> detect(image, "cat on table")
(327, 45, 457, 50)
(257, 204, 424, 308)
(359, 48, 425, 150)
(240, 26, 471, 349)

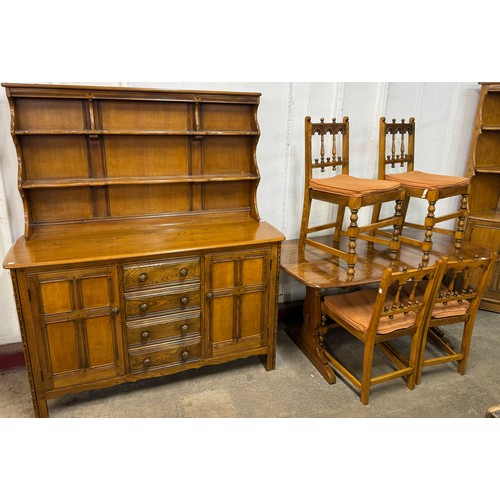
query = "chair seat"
(385, 170, 470, 190)
(394, 282, 470, 319)
(323, 288, 417, 335)
(432, 297, 470, 319)
(310, 174, 401, 198)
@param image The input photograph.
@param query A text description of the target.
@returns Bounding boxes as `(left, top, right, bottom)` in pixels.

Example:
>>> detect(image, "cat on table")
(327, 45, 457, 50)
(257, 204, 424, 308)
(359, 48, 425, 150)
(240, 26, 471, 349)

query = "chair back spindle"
(308, 116, 349, 175)
(379, 117, 415, 179)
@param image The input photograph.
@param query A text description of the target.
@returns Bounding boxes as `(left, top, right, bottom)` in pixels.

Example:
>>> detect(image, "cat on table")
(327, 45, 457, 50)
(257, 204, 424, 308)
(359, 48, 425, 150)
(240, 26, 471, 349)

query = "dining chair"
(320, 259, 445, 404)
(371, 117, 470, 264)
(299, 116, 405, 278)
(414, 252, 496, 384)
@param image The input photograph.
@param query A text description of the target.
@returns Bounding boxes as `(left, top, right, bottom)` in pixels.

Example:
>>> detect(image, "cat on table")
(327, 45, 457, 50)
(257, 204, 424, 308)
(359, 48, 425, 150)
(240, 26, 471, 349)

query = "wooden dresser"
(465, 82, 500, 312)
(1, 83, 284, 417)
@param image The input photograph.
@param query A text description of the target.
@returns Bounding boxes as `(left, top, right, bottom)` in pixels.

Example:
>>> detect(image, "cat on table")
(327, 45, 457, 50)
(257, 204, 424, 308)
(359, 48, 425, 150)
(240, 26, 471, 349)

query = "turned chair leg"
(346, 208, 359, 278)
(454, 193, 468, 250)
(389, 198, 403, 260)
(422, 200, 437, 264)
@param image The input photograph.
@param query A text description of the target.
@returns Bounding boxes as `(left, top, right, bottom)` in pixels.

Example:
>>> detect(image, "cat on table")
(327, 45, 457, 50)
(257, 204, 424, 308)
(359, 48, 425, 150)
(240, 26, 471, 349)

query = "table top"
(280, 230, 492, 289)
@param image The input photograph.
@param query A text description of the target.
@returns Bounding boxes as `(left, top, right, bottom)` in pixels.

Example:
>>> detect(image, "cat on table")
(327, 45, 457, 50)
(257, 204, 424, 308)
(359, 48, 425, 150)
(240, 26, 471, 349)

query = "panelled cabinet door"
(27, 267, 125, 390)
(465, 220, 500, 296)
(204, 248, 271, 358)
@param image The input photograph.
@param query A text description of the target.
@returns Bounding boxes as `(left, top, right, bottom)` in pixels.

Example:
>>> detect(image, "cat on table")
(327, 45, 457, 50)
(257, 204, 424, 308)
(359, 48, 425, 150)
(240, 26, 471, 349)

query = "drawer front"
(129, 338, 201, 373)
(123, 257, 200, 290)
(127, 313, 201, 346)
(125, 288, 200, 318)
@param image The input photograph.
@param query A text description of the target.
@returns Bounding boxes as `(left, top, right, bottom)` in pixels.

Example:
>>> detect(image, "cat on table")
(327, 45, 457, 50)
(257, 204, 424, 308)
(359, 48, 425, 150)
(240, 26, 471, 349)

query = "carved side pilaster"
(10, 271, 42, 417)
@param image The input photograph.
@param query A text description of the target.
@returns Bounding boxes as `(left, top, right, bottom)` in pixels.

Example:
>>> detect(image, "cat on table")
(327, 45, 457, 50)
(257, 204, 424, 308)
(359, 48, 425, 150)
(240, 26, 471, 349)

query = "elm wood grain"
(280, 231, 491, 384)
(123, 256, 200, 290)
(26, 267, 125, 393)
(126, 312, 201, 347)
(203, 248, 271, 359)
(465, 83, 500, 312)
(22, 135, 89, 180)
(3, 216, 283, 269)
(128, 334, 202, 374)
(2, 83, 284, 417)
(124, 285, 201, 319)
(99, 100, 190, 131)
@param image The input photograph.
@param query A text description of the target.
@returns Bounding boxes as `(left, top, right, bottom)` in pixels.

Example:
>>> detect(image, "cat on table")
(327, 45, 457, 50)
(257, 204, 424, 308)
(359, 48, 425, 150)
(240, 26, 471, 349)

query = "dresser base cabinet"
(2, 83, 284, 417)
(10, 242, 281, 417)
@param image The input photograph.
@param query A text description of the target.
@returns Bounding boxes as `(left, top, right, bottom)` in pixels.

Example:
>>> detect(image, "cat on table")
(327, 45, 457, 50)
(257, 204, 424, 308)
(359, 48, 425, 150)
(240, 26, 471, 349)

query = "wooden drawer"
(125, 285, 200, 318)
(126, 312, 201, 347)
(123, 257, 200, 290)
(128, 336, 201, 373)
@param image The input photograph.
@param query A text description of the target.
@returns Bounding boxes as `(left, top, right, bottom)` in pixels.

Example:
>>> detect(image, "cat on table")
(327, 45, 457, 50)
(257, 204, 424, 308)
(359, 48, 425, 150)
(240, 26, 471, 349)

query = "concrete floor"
(1, 309, 499, 418)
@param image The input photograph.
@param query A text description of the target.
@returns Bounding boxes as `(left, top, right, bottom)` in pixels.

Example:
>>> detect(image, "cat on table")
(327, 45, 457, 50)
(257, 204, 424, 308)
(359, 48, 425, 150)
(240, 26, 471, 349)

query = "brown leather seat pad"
(385, 170, 469, 190)
(310, 174, 401, 197)
(323, 288, 417, 335)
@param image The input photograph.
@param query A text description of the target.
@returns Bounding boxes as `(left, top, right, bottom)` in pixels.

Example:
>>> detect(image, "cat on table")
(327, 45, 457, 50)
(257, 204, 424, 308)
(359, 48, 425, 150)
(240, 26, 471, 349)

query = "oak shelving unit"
(465, 82, 500, 312)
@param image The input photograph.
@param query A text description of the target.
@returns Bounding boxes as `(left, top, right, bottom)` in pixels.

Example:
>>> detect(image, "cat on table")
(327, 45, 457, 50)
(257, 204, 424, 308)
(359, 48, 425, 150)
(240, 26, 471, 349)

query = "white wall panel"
(0, 82, 481, 343)
(385, 83, 421, 118)
(0, 89, 23, 344)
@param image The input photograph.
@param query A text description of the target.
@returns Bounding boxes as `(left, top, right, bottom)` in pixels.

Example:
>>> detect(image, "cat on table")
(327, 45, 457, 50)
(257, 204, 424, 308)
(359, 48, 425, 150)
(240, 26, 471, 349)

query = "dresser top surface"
(3, 215, 284, 269)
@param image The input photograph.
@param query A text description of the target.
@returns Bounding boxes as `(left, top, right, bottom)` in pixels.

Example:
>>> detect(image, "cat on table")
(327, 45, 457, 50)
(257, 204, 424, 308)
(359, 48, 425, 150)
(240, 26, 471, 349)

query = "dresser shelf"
(14, 129, 260, 136)
(22, 174, 260, 189)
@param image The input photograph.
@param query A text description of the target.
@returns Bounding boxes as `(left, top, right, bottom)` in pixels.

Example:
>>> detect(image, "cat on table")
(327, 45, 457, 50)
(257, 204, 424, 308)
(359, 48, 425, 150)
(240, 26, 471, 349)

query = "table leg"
(286, 286, 336, 384)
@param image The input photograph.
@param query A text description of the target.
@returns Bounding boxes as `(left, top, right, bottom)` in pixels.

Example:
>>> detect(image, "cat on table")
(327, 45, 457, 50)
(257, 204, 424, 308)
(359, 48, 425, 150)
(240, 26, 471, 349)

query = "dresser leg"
(35, 398, 49, 418)
(261, 351, 276, 371)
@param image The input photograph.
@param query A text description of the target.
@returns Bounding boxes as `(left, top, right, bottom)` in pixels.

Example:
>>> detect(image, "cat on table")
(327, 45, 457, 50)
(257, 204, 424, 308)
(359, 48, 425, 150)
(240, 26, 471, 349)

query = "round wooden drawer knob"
(181, 324, 189, 333)
(180, 268, 188, 277)
(141, 331, 150, 341)
(181, 351, 189, 361)
(139, 273, 148, 282)
(180, 297, 189, 306)
(143, 358, 152, 368)
(140, 303, 149, 312)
